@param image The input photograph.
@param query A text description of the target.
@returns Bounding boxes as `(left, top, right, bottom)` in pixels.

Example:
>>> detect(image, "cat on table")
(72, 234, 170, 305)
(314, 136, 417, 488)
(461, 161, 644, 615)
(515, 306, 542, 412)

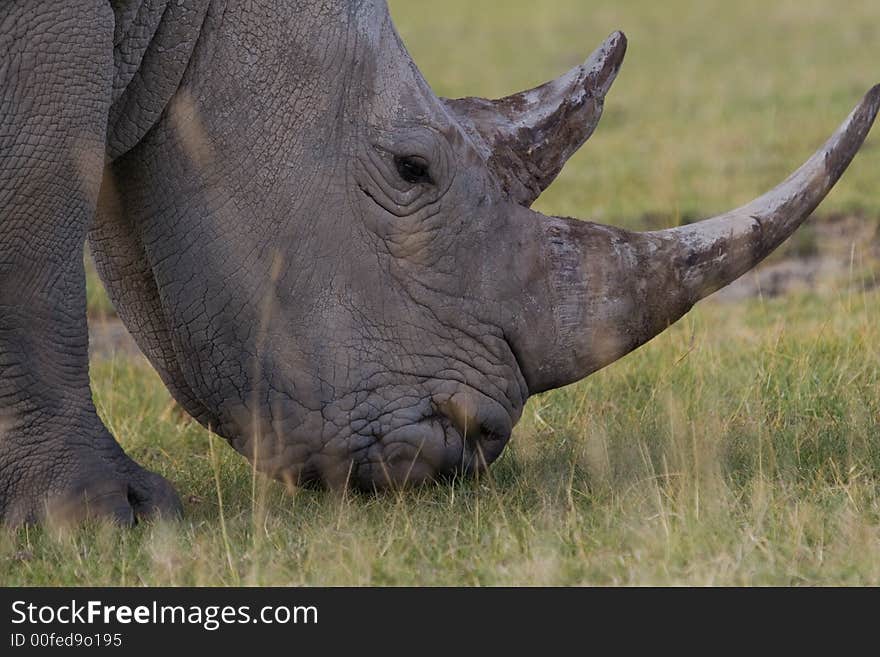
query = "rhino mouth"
(346, 411, 512, 491)
(220, 379, 518, 492)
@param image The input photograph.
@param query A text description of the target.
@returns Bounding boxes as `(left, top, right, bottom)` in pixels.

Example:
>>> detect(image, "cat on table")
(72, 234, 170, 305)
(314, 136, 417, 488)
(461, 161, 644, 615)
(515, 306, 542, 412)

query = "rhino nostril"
(435, 391, 511, 446)
(436, 393, 482, 442)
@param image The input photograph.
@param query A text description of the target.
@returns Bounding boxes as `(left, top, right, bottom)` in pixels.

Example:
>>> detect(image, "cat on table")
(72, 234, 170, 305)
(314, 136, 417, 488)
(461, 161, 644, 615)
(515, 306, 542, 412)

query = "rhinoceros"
(0, 0, 877, 525)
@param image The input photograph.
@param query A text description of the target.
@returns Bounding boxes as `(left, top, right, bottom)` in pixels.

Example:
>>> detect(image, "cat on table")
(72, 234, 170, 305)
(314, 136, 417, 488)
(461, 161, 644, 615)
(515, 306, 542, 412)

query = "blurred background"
(391, 0, 880, 226)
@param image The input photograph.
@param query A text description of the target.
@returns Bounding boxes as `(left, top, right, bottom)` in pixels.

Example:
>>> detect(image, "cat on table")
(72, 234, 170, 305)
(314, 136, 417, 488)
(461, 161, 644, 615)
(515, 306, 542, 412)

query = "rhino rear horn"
(444, 31, 627, 207)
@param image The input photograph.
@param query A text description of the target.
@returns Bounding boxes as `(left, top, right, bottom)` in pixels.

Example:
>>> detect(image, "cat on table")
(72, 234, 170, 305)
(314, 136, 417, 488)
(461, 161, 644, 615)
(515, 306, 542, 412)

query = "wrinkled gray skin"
(1, 0, 878, 525)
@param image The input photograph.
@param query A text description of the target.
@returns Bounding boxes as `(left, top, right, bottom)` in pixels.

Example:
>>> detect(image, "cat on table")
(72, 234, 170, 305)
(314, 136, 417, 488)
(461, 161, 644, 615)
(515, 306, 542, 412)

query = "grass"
(4, 287, 880, 585)
(6, 0, 880, 585)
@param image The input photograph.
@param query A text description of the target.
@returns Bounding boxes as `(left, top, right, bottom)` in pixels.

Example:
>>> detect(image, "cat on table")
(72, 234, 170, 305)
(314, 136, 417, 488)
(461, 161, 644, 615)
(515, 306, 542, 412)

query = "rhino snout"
(353, 390, 513, 490)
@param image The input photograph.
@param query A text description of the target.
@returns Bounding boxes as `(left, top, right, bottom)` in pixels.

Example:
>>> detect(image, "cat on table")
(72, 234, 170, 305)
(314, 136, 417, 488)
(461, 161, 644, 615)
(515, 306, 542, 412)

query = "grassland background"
(7, 0, 880, 585)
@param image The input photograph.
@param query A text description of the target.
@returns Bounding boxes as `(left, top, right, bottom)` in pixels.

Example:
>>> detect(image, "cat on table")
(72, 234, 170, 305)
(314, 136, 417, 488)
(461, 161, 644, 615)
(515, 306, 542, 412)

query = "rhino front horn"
(512, 84, 880, 394)
(444, 31, 627, 207)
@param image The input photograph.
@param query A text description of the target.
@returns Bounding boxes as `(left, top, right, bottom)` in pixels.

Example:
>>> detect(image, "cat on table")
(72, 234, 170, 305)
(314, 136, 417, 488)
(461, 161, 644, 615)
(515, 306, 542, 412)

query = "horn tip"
(583, 31, 627, 94)
(847, 83, 880, 140)
(602, 30, 627, 61)
(865, 83, 880, 117)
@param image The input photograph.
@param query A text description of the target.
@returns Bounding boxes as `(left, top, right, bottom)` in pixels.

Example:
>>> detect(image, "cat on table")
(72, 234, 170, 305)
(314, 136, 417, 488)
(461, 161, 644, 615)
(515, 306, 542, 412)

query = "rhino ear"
(443, 31, 626, 207)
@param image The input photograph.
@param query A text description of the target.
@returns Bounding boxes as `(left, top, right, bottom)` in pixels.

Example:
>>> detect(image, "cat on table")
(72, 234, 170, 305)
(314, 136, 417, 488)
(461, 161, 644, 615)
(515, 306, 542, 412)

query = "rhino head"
(95, 0, 879, 491)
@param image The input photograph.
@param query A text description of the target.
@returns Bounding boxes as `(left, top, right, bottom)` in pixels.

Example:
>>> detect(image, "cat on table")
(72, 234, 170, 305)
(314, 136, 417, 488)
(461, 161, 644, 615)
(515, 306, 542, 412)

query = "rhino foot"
(0, 422, 182, 528)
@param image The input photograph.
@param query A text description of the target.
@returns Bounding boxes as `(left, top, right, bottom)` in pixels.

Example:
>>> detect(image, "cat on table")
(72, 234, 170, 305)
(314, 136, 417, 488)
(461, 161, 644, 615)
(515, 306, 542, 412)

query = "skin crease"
(0, 0, 877, 525)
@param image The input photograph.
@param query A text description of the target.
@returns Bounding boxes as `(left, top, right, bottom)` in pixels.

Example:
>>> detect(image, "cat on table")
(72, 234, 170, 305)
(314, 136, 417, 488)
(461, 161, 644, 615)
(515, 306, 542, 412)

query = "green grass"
(4, 288, 880, 585)
(14, 0, 880, 584)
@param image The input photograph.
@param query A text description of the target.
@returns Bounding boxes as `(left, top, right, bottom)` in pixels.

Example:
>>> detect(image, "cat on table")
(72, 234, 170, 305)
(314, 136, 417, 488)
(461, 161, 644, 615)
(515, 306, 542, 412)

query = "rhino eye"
(394, 155, 432, 185)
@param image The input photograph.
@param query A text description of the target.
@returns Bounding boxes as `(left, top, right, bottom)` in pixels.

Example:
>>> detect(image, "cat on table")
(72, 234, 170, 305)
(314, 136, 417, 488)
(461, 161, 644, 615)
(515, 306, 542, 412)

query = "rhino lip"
(349, 408, 512, 490)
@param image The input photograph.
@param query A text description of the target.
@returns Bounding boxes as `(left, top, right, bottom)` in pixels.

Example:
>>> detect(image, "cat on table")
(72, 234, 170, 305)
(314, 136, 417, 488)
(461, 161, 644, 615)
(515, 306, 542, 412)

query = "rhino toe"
(128, 470, 184, 522)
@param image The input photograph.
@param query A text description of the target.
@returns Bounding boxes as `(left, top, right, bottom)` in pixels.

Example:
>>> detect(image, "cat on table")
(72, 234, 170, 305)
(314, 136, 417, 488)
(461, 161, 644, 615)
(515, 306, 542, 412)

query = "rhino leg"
(0, 1, 180, 526)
